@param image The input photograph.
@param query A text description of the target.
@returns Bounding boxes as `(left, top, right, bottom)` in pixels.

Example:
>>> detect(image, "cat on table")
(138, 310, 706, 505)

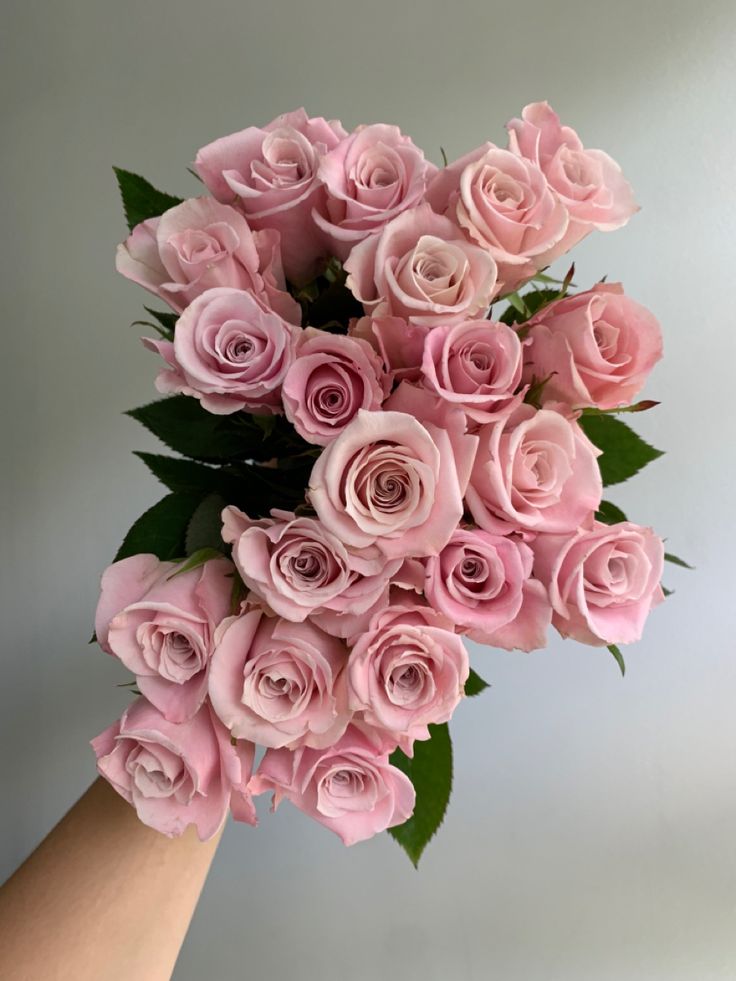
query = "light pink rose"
(349, 315, 428, 383)
(115, 196, 300, 322)
(91, 698, 256, 840)
(522, 284, 663, 410)
(466, 403, 602, 535)
(282, 328, 388, 445)
(208, 609, 350, 749)
(347, 604, 469, 751)
(421, 318, 525, 423)
(195, 108, 348, 284)
(308, 407, 478, 559)
(313, 124, 437, 259)
(249, 725, 415, 845)
(144, 286, 298, 414)
(344, 204, 498, 327)
(507, 101, 638, 254)
(221, 505, 400, 623)
(425, 527, 532, 632)
(532, 521, 664, 646)
(426, 144, 568, 293)
(95, 554, 233, 723)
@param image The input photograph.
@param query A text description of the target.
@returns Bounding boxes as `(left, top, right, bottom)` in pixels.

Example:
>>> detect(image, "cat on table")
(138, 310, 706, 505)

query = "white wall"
(1, 1, 735, 978)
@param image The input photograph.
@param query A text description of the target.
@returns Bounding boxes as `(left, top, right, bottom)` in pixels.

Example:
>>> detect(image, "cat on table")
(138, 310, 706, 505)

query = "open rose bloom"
(94, 102, 675, 860)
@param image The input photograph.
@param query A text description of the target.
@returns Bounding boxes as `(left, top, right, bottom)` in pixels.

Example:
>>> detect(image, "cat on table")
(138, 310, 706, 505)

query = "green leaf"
(134, 452, 225, 497)
(126, 397, 255, 462)
(143, 306, 177, 338)
(439, 146, 449, 167)
(114, 493, 201, 562)
(465, 668, 490, 696)
(167, 547, 224, 579)
(662, 585, 674, 597)
(388, 723, 453, 867)
(186, 493, 229, 555)
(608, 644, 626, 677)
(664, 552, 694, 570)
(114, 167, 183, 231)
(500, 287, 560, 326)
(595, 500, 628, 525)
(578, 414, 663, 486)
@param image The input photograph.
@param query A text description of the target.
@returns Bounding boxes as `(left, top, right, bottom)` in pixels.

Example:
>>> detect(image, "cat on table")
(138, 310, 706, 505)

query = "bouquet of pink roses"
(92, 103, 686, 863)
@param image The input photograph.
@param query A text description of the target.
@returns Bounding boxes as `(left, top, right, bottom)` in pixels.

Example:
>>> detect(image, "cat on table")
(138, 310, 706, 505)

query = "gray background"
(2, 1, 735, 978)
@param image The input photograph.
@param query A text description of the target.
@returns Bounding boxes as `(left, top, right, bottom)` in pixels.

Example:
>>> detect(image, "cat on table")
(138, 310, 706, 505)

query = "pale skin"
(0, 778, 222, 981)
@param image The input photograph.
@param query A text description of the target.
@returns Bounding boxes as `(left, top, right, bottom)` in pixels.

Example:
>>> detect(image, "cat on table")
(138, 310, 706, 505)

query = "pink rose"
(195, 108, 347, 283)
(426, 144, 568, 292)
(420, 318, 524, 423)
(466, 403, 602, 535)
(208, 610, 350, 749)
(115, 196, 300, 322)
(532, 521, 664, 646)
(221, 505, 400, 623)
(249, 726, 415, 845)
(144, 286, 298, 414)
(425, 528, 531, 632)
(282, 328, 388, 445)
(347, 604, 469, 751)
(344, 204, 498, 327)
(92, 698, 256, 840)
(507, 102, 638, 254)
(308, 407, 478, 559)
(523, 284, 663, 410)
(313, 124, 437, 259)
(349, 315, 428, 383)
(94, 554, 233, 723)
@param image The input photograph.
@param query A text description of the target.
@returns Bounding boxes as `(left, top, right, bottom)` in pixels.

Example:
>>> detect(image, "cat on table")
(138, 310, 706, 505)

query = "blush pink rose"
(208, 610, 350, 749)
(426, 144, 568, 293)
(344, 204, 498, 327)
(420, 318, 524, 423)
(94, 554, 233, 723)
(221, 505, 400, 623)
(249, 725, 415, 845)
(282, 328, 388, 445)
(466, 403, 602, 535)
(425, 528, 531, 632)
(195, 108, 347, 284)
(522, 284, 663, 410)
(507, 101, 638, 254)
(144, 286, 298, 414)
(115, 196, 300, 322)
(347, 604, 469, 751)
(349, 315, 428, 383)
(308, 407, 478, 559)
(92, 698, 256, 840)
(313, 124, 437, 259)
(532, 521, 664, 646)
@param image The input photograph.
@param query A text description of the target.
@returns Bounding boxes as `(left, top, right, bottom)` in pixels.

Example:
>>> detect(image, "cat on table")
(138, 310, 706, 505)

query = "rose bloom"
(208, 609, 350, 749)
(507, 101, 638, 254)
(466, 403, 602, 535)
(95, 554, 233, 723)
(421, 318, 524, 424)
(347, 604, 469, 750)
(532, 521, 664, 646)
(426, 144, 568, 292)
(92, 698, 256, 840)
(195, 108, 347, 283)
(313, 123, 437, 259)
(144, 286, 298, 414)
(522, 284, 663, 410)
(308, 407, 478, 559)
(282, 328, 388, 445)
(222, 505, 400, 623)
(115, 196, 299, 322)
(344, 204, 498, 327)
(349, 315, 428, 383)
(250, 725, 415, 845)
